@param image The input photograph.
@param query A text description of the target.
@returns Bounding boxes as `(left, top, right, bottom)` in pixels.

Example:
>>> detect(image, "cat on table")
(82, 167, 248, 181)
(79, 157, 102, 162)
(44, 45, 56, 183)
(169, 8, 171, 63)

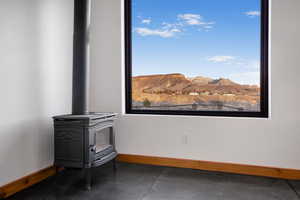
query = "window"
(125, 0, 268, 117)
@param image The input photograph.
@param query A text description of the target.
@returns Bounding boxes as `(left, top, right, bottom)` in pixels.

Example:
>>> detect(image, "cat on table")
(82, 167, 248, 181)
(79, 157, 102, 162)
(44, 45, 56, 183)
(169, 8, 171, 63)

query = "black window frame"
(125, 0, 269, 118)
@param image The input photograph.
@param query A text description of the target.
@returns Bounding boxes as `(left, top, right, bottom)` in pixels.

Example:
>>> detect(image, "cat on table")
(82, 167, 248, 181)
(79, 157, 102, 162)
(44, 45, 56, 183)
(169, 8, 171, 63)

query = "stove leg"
(113, 159, 117, 172)
(85, 168, 92, 191)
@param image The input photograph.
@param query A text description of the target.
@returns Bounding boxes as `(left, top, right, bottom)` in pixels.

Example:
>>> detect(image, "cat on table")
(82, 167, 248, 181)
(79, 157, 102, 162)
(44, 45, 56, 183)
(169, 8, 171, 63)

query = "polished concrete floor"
(7, 162, 300, 200)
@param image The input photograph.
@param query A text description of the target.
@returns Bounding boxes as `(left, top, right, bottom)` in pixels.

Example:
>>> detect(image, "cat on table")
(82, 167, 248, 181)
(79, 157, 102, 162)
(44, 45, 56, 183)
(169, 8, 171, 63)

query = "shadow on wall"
(0, 0, 73, 186)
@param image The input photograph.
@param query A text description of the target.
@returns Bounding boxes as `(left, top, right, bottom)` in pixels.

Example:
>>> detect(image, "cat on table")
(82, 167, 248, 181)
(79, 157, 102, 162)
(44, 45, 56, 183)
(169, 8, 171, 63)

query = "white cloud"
(135, 13, 214, 38)
(141, 19, 151, 24)
(229, 71, 260, 85)
(178, 14, 215, 29)
(178, 14, 202, 25)
(162, 22, 181, 29)
(135, 27, 181, 38)
(235, 60, 260, 70)
(204, 25, 213, 29)
(207, 56, 260, 85)
(209, 58, 260, 85)
(208, 56, 236, 63)
(208, 56, 260, 70)
(245, 11, 260, 18)
(247, 60, 260, 69)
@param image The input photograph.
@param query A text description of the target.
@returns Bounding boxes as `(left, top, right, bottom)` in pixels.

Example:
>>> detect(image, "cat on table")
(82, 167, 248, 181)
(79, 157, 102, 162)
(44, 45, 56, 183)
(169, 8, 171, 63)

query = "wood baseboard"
(2, 155, 300, 199)
(0, 166, 61, 199)
(117, 154, 300, 180)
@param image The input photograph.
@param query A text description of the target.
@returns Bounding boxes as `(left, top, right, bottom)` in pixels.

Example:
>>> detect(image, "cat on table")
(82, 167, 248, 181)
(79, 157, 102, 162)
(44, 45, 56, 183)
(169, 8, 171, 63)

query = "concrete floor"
(7, 162, 300, 200)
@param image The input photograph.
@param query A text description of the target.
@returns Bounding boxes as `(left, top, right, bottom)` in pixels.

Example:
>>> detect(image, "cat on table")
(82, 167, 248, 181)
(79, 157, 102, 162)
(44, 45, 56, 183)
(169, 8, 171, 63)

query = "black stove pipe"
(72, 0, 91, 115)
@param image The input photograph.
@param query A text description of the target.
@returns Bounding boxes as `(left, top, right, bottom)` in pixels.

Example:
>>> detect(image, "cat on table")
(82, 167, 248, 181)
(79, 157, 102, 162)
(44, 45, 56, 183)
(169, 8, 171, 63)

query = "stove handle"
(90, 145, 96, 152)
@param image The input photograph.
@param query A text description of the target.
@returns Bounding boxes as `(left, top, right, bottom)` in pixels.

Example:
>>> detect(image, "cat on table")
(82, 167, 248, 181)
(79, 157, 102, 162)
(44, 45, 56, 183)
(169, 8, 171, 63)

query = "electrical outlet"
(182, 134, 188, 145)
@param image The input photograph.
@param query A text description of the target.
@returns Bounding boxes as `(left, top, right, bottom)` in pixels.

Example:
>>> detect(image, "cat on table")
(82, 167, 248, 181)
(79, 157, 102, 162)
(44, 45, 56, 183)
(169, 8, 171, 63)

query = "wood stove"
(53, 0, 117, 190)
(53, 113, 117, 190)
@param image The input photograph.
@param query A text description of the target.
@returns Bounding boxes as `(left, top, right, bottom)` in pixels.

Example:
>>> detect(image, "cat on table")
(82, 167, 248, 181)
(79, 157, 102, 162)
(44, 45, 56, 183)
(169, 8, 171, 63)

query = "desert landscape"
(132, 73, 260, 111)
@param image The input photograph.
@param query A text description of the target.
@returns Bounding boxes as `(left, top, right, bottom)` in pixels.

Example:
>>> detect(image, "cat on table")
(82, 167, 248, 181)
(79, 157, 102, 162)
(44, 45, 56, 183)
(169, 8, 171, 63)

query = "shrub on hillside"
(143, 98, 151, 107)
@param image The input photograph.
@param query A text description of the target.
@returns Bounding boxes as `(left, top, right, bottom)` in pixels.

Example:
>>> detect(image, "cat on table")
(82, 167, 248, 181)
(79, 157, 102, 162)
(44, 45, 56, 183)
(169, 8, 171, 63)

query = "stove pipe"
(72, 0, 91, 115)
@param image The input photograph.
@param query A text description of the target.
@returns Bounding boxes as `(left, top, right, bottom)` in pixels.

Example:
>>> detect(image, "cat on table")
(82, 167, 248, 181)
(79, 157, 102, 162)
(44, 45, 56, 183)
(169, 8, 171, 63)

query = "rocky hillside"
(132, 73, 260, 105)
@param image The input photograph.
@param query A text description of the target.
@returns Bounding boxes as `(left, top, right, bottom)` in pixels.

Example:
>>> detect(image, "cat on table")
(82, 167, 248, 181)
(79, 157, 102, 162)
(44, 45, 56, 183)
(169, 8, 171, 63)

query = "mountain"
(210, 78, 238, 86)
(132, 73, 260, 105)
(133, 73, 190, 94)
(189, 76, 213, 85)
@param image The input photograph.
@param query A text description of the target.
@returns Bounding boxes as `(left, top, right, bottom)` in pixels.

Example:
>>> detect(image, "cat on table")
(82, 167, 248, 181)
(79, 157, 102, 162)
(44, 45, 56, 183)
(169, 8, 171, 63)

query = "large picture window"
(125, 0, 268, 117)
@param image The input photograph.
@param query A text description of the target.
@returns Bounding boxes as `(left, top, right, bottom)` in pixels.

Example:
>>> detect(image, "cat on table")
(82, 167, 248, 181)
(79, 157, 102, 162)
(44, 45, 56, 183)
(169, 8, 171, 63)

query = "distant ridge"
(132, 73, 260, 105)
(189, 76, 213, 85)
(133, 73, 185, 79)
(134, 73, 257, 86)
(210, 78, 238, 86)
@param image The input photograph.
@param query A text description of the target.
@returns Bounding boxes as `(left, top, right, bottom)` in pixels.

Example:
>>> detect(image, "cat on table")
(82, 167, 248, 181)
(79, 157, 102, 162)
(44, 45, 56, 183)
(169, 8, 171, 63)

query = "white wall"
(0, 0, 299, 187)
(90, 0, 300, 169)
(0, 0, 73, 186)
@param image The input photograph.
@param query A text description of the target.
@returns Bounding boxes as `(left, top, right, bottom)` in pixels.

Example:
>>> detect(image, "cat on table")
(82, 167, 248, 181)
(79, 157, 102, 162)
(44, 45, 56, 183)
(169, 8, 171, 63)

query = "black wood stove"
(53, 0, 117, 190)
(53, 113, 117, 190)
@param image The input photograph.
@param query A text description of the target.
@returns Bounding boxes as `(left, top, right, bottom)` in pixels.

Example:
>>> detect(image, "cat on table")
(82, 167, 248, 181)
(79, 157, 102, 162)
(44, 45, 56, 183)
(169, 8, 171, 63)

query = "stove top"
(53, 112, 117, 120)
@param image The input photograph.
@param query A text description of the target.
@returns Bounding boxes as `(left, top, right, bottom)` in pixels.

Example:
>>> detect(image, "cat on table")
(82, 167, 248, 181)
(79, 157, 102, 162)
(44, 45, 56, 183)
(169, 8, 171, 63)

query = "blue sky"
(132, 0, 261, 85)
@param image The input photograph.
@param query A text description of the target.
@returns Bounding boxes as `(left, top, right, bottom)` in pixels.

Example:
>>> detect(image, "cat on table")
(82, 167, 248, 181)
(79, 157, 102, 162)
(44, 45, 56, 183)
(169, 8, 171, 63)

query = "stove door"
(54, 127, 84, 168)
